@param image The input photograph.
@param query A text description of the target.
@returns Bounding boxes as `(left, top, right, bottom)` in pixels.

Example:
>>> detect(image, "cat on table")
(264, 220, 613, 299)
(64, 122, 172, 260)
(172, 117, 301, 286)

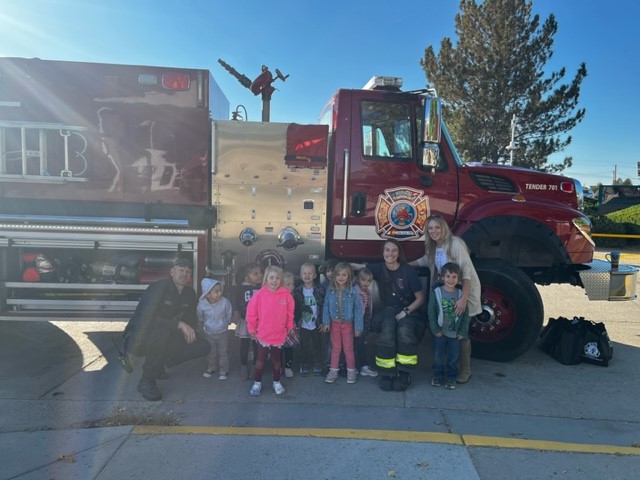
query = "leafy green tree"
(421, 0, 587, 173)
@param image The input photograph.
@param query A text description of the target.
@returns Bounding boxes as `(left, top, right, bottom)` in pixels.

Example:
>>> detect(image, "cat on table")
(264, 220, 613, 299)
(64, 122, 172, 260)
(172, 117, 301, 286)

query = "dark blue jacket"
(124, 277, 197, 341)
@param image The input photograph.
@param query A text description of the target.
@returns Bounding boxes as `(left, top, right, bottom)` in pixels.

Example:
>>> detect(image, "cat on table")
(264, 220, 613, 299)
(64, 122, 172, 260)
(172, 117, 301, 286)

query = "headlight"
(572, 215, 595, 246)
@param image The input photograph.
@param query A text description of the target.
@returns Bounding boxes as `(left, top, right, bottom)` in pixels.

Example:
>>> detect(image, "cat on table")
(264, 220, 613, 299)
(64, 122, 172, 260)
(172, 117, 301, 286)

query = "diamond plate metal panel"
(579, 259, 638, 301)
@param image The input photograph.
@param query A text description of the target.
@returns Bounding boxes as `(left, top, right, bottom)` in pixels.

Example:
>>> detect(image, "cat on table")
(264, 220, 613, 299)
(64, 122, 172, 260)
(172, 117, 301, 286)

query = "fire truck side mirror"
(419, 96, 442, 169)
(422, 96, 442, 144)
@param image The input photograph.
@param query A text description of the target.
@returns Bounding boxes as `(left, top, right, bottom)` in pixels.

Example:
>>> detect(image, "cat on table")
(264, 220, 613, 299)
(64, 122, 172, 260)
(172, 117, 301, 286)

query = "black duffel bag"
(539, 316, 613, 367)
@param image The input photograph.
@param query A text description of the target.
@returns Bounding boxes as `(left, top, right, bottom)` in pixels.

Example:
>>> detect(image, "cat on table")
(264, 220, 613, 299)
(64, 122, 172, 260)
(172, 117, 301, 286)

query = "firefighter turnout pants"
(374, 306, 426, 375)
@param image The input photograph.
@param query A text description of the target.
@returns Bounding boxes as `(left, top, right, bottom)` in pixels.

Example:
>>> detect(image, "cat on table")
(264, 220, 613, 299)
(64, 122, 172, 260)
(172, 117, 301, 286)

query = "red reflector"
(162, 73, 190, 90)
(560, 181, 574, 193)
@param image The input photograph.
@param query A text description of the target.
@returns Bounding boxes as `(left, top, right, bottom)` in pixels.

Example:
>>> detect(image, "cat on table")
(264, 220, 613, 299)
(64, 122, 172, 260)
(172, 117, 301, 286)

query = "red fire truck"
(1, 59, 636, 361)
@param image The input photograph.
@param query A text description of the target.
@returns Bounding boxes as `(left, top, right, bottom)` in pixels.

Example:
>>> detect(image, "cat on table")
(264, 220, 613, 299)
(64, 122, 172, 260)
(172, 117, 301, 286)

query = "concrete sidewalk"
(3, 342, 640, 480)
(3, 423, 639, 480)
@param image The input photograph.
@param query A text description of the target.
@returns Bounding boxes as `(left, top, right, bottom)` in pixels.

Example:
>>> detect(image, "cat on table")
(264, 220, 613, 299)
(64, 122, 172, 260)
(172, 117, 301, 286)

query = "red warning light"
(162, 73, 190, 90)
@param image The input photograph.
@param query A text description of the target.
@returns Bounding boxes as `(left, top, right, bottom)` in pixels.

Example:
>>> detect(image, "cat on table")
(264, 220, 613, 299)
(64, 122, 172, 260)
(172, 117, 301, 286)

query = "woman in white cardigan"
(410, 215, 481, 383)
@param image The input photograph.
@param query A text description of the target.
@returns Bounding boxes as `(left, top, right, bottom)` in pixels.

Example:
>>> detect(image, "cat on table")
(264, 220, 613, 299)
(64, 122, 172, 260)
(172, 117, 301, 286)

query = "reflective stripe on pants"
(375, 355, 396, 370)
(396, 353, 417, 366)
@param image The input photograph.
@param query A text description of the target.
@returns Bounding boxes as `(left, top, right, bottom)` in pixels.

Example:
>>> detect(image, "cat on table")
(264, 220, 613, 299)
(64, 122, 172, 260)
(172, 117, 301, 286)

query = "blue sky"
(1, 0, 638, 187)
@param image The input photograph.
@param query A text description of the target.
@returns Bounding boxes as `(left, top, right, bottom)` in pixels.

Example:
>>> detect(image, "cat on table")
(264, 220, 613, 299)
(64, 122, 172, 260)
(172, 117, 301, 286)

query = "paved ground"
(1, 248, 639, 479)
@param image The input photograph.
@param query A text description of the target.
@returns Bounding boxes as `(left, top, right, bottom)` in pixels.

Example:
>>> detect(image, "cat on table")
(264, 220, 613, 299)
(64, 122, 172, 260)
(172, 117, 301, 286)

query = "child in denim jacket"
(322, 262, 363, 384)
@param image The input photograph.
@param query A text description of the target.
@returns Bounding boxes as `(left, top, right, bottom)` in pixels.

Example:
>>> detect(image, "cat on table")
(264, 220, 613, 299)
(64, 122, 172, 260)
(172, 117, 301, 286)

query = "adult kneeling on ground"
(123, 256, 211, 401)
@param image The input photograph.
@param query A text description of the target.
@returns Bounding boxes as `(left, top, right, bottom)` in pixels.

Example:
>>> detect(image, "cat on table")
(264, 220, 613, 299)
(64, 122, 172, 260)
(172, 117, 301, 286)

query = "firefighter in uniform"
(123, 256, 211, 401)
(355, 239, 426, 391)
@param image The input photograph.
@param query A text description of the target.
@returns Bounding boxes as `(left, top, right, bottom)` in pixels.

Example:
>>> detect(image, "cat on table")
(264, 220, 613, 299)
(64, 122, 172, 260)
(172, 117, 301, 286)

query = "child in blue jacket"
(322, 262, 363, 384)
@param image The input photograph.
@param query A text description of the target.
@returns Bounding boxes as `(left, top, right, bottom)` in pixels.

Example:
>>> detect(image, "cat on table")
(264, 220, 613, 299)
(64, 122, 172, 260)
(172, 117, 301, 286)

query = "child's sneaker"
(284, 367, 294, 378)
(325, 368, 339, 384)
(346, 368, 358, 384)
(313, 365, 323, 376)
(218, 372, 228, 381)
(445, 379, 456, 390)
(431, 377, 444, 387)
(202, 369, 215, 378)
(273, 381, 286, 395)
(360, 365, 378, 377)
(299, 364, 310, 376)
(249, 381, 262, 396)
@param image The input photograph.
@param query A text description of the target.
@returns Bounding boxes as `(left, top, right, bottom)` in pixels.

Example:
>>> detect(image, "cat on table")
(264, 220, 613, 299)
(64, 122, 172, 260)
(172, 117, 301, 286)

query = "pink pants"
(329, 320, 355, 369)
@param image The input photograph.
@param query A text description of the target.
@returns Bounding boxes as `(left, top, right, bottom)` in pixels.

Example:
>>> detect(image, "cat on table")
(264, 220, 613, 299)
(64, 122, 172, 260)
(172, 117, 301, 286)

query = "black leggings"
(281, 346, 293, 368)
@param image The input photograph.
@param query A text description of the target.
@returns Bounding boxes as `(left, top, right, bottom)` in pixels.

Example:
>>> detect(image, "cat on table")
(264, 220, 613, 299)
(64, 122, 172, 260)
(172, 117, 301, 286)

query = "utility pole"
(613, 164, 617, 184)
(505, 114, 517, 164)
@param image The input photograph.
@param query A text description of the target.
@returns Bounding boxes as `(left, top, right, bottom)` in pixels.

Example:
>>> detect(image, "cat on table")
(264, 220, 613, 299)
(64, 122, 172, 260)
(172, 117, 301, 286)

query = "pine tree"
(420, 0, 586, 172)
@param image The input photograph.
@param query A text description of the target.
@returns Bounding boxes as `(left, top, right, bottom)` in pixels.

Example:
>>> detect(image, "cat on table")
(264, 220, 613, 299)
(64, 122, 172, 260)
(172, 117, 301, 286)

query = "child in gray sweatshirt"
(197, 278, 233, 380)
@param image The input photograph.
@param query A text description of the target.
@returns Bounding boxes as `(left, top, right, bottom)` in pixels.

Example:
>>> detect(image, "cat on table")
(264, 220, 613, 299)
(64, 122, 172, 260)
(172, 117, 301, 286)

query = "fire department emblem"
(375, 187, 429, 239)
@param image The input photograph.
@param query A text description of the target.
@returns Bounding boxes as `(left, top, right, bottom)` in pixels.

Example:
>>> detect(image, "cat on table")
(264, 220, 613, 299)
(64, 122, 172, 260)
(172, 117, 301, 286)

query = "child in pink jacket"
(246, 265, 295, 396)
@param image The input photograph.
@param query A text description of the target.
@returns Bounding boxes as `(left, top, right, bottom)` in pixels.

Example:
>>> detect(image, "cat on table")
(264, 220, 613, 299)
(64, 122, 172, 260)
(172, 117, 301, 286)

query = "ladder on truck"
(0, 121, 88, 180)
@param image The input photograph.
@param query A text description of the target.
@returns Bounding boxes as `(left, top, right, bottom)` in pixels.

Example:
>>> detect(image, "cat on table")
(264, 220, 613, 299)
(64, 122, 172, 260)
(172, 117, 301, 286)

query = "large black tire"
(470, 259, 543, 362)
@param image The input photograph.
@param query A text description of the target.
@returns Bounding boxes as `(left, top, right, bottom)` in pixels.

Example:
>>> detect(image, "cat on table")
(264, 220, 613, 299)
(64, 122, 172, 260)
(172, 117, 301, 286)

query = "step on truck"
(1, 59, 636, 360)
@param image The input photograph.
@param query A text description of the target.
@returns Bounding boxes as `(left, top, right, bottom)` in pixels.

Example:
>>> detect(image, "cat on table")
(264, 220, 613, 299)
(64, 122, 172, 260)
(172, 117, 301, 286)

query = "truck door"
(328, 89, 459, 261)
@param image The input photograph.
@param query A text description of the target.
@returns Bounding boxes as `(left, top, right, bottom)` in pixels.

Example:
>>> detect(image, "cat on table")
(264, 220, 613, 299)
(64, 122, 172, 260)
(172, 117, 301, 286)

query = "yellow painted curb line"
(132, 426, 640, 456)
(462, 434, 640, 456)
(133, 425, 462, 445)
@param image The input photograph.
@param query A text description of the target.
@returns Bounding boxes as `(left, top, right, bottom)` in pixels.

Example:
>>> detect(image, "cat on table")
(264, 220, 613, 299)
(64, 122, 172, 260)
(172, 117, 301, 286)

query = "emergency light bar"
(362, 76, 403, 90)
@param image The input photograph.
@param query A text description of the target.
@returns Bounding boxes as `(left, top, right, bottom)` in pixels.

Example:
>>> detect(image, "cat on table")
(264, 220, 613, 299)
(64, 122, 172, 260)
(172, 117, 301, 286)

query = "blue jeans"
(432, 335, 460, 381)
